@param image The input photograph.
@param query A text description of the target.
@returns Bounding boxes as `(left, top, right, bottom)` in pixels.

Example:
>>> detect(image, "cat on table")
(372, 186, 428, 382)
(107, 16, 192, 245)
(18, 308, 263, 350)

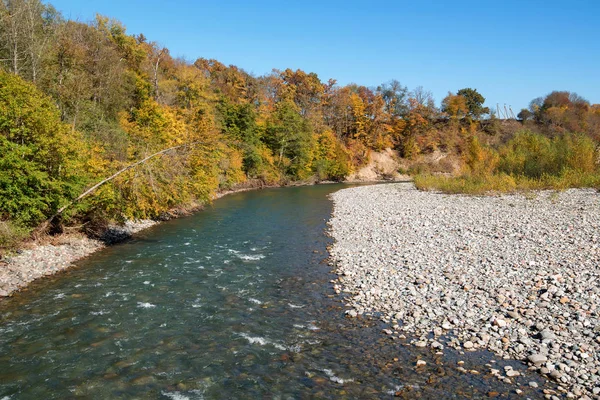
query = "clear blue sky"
(49, 0, 600, 112)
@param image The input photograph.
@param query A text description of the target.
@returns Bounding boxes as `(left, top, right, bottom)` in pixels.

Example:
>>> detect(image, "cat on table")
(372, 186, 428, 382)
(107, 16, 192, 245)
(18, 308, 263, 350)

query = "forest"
(1, 0, 599, 248)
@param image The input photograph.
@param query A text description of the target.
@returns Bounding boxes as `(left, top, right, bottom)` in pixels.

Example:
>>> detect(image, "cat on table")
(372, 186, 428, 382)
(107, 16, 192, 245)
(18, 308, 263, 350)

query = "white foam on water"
(191, 297, 202, 308)
(386, 384, 420, 394)
(105, 291, 113, 297)
(0, 327, 14, 334)
(143, 281, 151, 285)
(293, 324, 305, 329)
(90, 310, 109, 316)
(137, 302, 156, 309)
(288, 303, 305, 309)
(239, 333, 268, 346)
(307, 323, 320, 331)
(54, 293, 65, 299)
(223, 260, 230, 264)
(161, 391, 192, 400)
(236, 254, 265, 261)
(184, 242, 191, 246)
(248, 298, 262, 305)
(238, 333, 289, 351)
(228, 249, 240, 254)
(205, 256, 211, 260)
(323, 369, 354, 384)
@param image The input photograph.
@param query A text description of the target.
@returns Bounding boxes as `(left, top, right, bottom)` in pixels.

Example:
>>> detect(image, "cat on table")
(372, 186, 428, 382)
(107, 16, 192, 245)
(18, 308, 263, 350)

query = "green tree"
(457, 88, 489, 119)
(264, 101, 314, 179)
(0, 71, 85, 225)
(517, 108, 532, 122)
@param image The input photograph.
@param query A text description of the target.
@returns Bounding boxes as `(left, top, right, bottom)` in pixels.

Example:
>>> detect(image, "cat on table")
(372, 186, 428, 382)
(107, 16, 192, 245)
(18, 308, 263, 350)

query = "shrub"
(415, 131, 599, 195)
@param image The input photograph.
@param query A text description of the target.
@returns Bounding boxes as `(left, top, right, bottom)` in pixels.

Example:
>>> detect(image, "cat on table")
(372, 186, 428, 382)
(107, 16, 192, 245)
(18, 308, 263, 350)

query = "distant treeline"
(0, 0, 599, 245)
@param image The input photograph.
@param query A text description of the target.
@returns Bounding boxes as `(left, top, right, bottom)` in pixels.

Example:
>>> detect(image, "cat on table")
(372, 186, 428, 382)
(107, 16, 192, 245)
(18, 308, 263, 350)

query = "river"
(0, 185, 545, 399)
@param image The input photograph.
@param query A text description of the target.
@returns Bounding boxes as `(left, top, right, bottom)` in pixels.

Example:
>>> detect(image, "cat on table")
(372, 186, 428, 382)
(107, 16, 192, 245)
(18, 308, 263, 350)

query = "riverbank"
(0, 220, 157, 297)
(0, 177, 298, 298)
(328, 183, 600, 398)
(0, 175, 401, 299)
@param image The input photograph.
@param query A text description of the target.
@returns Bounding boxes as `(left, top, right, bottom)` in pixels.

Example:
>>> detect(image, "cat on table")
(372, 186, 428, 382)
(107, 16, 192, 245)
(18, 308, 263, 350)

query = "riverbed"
(1, 185, 554, 398)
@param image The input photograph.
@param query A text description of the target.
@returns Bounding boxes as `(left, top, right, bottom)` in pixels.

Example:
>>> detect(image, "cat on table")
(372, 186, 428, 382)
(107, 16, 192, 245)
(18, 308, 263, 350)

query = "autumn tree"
(529, 91, 591, 133)
(322, 82, 353, 139)
(277, 68, 325, 120)
(442, 92, 468, 120)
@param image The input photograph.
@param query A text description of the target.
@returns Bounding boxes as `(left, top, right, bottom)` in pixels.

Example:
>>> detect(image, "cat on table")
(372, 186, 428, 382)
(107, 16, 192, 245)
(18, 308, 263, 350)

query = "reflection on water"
(0, 185, 549, 398)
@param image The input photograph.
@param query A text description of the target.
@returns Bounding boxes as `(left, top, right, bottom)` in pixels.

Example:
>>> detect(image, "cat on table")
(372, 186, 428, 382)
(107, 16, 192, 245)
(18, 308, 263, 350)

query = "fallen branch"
(35, 141, 200, 235)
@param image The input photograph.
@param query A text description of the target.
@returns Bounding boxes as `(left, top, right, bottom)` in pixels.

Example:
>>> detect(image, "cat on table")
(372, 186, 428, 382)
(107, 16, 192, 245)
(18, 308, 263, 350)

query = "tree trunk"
(35, 141, 201, 235)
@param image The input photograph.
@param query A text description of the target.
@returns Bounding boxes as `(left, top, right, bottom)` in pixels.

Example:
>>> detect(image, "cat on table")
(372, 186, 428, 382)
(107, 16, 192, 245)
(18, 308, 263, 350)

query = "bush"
(415, 131, 599, 194)
(498, 131, 598, 178)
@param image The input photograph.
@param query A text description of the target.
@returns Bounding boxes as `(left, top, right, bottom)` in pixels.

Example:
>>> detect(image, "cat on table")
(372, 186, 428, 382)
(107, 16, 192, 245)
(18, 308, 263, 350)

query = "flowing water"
(0, 185, 549, 399)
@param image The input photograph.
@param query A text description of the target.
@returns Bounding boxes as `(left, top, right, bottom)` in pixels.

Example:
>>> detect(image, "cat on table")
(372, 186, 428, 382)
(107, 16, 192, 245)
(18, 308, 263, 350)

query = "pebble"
(329, 183, 600, 396)
(1, 220, 156, 297)
(529, 354, 548, 366)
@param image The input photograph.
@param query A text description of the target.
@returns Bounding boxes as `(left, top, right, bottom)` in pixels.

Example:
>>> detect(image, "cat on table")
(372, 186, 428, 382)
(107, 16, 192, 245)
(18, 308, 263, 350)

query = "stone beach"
(329, 183, 600, 398)
(0, 220, 156, 297)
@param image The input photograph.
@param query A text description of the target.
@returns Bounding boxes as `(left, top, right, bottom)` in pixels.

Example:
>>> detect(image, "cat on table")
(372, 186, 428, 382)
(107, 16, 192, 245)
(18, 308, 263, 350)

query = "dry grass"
(414, 171, 600, 195)
(414, 131, 600, 195)
(0, 220, 30, 255)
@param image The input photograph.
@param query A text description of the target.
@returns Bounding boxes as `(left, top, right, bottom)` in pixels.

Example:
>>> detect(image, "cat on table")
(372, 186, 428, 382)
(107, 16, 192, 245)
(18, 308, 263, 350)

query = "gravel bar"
(329, 183, 600, 398)
(0, 220, 156, 298)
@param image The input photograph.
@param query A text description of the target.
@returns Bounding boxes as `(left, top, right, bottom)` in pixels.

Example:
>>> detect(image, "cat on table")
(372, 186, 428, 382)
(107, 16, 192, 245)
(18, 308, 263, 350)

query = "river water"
(0, 185, 548, 399)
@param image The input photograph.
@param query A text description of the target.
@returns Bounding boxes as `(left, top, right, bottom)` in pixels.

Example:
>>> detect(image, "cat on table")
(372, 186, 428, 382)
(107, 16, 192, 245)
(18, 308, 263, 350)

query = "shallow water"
(0, 185, 550, 399)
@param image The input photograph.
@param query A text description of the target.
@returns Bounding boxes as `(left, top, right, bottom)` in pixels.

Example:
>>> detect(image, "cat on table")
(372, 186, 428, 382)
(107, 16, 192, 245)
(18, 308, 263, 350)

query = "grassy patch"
(414, 171, 600, 195)
(414, 131, 600, 195)
(0, 220, 30, 253)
